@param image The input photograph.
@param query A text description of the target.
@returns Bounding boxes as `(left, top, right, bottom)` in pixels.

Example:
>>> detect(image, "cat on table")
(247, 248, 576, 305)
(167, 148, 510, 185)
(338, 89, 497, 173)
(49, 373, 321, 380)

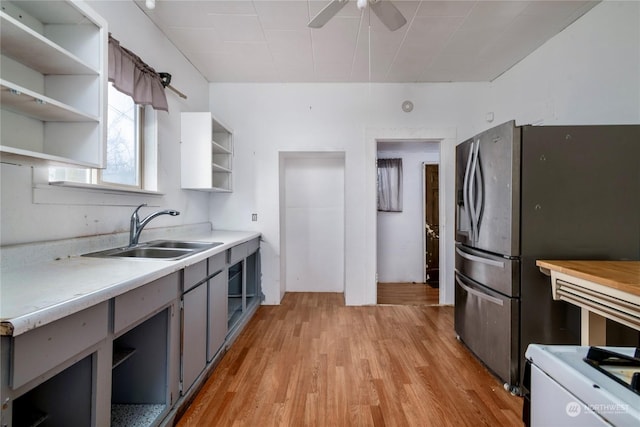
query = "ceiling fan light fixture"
(145, 0, 156, 10)
(357, 0, 367, 10)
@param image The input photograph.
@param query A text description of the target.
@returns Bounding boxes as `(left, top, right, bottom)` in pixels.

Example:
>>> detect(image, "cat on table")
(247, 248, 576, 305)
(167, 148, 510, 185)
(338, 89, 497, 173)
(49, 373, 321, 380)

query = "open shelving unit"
(181, 112, 233, 192)
(0, 0, 107, 167)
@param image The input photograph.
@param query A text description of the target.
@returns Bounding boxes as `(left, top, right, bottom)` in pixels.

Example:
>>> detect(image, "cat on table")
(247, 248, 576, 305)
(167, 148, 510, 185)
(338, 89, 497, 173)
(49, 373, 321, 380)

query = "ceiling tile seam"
(383, 0, 423, 82)
(418, 0, 479, 81)
(349, 11, 367, 82)
(131, 0, 211, 84)
(252, 0, 282, 82)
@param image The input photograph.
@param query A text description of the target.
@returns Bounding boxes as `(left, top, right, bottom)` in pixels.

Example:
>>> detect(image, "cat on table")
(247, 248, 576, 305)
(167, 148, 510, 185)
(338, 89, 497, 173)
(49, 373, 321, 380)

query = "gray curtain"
(377, 158, 403, 212)
(108, 34, 168, 111)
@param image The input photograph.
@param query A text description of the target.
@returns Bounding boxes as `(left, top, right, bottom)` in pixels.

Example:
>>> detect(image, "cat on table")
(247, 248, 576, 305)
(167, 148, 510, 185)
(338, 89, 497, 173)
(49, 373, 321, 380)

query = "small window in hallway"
(377, 158, 403, 212)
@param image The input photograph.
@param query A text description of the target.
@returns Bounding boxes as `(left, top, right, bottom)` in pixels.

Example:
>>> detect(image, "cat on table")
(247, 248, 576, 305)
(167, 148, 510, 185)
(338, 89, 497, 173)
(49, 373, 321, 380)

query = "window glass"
(101, 83, 141, 187)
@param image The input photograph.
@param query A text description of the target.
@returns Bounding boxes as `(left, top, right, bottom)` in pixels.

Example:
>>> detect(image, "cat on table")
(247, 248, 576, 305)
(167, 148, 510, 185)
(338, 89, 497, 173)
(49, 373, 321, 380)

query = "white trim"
(33, 182, 163, 206)
(366, 127, 456, 306)
(48, 181, 162, 195)
(32, 167, 163, 206)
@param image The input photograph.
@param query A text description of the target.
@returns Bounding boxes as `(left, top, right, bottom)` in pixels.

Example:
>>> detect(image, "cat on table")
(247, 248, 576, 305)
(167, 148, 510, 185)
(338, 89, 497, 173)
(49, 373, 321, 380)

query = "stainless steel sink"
(146, 240, 222, 250)
(83, 240, 223, 260)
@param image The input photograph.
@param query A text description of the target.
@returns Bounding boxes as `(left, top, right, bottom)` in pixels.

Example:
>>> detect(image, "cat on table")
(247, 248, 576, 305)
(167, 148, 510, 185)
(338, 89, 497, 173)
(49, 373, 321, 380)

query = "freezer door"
(455, 243, 520, 297)
(456, 121, 521, 256)
(455, 272, 520, 388)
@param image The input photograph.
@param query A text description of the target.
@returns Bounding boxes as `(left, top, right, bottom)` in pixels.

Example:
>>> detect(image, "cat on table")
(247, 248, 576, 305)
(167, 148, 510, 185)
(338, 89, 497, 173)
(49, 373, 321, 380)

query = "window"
(49, 83, 149, 190)
(377, 158, 403, 212)
(101, 83, 143, 188)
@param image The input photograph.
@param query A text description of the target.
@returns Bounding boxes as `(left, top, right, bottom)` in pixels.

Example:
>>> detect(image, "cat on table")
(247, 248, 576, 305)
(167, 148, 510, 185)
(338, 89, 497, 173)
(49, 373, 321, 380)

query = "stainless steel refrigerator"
(454, 120, 640, 394)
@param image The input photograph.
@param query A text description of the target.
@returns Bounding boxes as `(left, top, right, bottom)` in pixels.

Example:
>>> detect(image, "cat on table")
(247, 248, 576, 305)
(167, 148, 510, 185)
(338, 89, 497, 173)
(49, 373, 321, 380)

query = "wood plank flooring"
(177, 293, 522, 426)
(377, 283, 440, 306)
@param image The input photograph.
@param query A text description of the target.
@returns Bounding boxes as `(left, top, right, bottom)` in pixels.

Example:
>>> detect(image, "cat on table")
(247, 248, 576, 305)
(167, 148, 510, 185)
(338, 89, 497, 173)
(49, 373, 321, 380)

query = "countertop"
(0, 230, 260, 337)
(536, 260, 640, 297)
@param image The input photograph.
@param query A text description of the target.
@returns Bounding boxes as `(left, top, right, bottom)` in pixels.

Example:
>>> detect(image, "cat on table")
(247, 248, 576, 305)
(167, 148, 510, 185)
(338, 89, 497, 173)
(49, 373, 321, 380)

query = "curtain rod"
(159, 72, 187, 100)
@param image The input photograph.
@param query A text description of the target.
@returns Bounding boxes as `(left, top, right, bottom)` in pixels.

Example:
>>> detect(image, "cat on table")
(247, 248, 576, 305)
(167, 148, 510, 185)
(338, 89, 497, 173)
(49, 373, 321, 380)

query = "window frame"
(47, 85, 157, 196)
(97, 84, 146, 190)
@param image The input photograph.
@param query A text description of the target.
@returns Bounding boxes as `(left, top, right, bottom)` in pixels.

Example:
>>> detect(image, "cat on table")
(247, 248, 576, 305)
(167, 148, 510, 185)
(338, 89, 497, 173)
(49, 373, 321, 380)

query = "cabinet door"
(208, 269, 228, 362)
(182, 282, 207, 394)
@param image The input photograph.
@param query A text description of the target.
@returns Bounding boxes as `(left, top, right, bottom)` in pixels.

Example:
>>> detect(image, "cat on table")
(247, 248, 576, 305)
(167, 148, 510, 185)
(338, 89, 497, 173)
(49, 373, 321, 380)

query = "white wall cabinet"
(180, 112, 233, 192)
(0, 0, 107, 167)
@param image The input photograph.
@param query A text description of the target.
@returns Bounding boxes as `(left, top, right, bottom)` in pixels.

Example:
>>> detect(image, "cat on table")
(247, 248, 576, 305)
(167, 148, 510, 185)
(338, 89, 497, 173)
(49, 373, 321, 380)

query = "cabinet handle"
(456, 247, 504, 268)
(455, 276, 504, 306)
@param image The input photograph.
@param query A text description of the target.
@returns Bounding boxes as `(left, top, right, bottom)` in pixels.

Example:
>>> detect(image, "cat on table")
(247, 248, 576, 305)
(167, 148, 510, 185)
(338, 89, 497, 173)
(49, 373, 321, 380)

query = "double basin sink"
(84, 240, 223, 260)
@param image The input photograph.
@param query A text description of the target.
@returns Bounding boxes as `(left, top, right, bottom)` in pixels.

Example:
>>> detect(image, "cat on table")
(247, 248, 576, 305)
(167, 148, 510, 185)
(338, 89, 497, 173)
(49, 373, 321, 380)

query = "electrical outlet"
(251, 213, 257, 221)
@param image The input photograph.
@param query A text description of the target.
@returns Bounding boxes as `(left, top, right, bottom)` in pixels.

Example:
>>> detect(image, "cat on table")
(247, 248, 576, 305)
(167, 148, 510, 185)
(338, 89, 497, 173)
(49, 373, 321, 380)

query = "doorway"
(375, 140, 439, 305)
(424, 163, 439, 287)
(280, 152, 345, 294)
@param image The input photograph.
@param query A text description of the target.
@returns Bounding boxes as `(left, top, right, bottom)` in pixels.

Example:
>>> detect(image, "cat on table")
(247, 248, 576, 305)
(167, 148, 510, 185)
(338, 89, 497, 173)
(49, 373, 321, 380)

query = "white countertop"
(0, 230, 260, 337)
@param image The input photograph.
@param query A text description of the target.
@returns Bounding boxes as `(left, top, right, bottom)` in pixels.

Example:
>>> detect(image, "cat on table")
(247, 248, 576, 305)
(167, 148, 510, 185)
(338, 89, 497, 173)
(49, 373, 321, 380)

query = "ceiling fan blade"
(370, 0, 407, 31)
(308, 0, 350, 28)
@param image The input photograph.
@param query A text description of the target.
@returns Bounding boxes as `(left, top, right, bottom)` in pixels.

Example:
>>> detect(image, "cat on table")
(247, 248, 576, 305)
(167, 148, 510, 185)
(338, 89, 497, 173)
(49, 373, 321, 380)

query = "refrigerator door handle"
(462, 143, 474, 241)
(469, 139, 481, 243)
(474, 144, 484, 239)
(455, 276, 504, 306)
(455, 247, 505, 268)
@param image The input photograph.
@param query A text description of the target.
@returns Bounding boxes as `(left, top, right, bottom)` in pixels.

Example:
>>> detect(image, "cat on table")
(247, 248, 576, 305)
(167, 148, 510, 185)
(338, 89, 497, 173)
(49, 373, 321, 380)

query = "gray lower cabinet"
(0, 272, 181, 427)
(181, 281, 207, 394)
(227, 238, 261, 341)
(208, 268, 228, 362)
(0, 238, 260, 427)
(111, 272, 181, 427)
(0, 302, 110, 426)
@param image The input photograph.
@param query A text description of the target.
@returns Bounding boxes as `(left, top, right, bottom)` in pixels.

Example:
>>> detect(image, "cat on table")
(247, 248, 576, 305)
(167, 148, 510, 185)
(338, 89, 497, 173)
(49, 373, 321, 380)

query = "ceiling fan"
(308, 0, 407, 31)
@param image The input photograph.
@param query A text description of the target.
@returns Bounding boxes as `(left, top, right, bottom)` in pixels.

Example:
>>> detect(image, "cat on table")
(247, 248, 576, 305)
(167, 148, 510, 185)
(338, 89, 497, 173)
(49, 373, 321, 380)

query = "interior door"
(425, 164, 439, 284)
(283, 155, 345, 292)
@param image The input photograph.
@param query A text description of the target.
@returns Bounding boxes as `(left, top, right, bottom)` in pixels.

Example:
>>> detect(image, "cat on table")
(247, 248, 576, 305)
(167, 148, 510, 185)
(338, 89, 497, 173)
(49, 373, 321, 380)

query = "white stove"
(524, 345, 640, 427)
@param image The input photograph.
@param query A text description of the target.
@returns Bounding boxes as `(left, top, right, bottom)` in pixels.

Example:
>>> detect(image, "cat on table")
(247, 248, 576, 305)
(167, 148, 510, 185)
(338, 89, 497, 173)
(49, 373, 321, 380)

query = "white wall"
(209, 0, 639, 306)
(0, 0, 211, 246)
(488, 0, 640, 128)
(208, 83, 487, 305)
(377, 143, 439, 283)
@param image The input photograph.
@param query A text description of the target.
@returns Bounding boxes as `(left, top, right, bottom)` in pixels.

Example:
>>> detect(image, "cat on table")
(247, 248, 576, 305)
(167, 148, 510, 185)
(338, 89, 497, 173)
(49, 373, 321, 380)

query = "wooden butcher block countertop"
(536, 260, 640, 297)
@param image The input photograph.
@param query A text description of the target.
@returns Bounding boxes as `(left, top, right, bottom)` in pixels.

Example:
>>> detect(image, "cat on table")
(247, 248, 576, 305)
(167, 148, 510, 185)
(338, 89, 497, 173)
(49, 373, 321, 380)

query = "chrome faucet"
(129, 203, 180, 246)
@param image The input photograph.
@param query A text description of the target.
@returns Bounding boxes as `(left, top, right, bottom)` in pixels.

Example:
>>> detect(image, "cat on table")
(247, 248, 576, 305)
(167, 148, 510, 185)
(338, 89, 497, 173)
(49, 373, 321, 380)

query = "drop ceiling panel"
(135, 0, 601, 83)
(254, 1, 311, 30)
(416, 0, 475, 17)
(208, 14, 265, 42)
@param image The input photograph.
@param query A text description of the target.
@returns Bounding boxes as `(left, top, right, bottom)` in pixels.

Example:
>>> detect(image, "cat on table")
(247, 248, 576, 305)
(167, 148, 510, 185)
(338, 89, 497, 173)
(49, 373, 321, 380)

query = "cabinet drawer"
(228, 242, 247, 265)
(246, 237, 260, 256)
(208, 252, 226, 276)
(228, 238, 259, 265)
(183, 260, 207, 292)
(113, 273, 179, 335)
(11, 301, 108, 389)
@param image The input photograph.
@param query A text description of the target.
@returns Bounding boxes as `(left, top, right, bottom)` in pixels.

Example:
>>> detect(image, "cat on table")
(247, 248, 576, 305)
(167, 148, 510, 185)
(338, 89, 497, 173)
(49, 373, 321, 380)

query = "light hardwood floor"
(377, 283, 440, 306)
(177, 293, 523, 426)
